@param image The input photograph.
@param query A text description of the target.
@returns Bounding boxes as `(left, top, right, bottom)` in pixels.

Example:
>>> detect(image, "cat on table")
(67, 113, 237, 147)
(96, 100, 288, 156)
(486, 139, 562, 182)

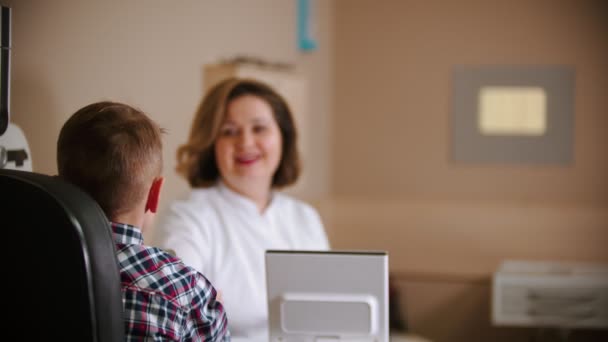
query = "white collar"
(217, 181, 276, 216)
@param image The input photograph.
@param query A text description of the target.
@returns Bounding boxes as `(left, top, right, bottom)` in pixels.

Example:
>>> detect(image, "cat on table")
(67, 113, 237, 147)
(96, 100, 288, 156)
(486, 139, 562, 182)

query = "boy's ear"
(145, 177, 164, 213)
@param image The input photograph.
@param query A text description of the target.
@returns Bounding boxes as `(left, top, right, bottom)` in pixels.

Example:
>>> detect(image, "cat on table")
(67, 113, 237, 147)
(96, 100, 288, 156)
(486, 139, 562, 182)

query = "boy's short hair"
(57, 101, 163, 220)
(176, 77, 301, 188)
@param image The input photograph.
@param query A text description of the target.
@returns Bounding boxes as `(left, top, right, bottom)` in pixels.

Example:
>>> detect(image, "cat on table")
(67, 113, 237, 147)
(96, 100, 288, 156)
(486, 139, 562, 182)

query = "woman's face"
(214, 94, 283, 193)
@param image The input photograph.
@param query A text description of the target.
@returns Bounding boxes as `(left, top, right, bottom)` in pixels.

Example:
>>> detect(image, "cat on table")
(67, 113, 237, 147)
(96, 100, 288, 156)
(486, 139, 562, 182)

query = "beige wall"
(6, 0, 608, 340)
(330, 0, 608, 340)
(5, 0, 334, 241)
(333, 0, 608, 202)
(330, 0, 608, 272)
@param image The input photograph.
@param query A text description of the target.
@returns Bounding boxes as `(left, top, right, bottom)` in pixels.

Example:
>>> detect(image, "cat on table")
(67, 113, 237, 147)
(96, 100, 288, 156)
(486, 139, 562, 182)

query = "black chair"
(0, 169, 124, 341)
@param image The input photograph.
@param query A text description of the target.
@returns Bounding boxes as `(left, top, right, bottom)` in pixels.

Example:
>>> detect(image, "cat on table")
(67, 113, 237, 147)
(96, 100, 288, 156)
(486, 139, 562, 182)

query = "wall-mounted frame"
(451, 66, 574, 164)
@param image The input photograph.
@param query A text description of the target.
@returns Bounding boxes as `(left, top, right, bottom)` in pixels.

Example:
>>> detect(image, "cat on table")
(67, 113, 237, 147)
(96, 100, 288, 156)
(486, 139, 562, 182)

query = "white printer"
(492, 260, 608, 329)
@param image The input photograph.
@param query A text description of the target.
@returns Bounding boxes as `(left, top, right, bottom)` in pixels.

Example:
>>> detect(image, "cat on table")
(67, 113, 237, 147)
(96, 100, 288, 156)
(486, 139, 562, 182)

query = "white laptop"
(265, 250, 389, 342)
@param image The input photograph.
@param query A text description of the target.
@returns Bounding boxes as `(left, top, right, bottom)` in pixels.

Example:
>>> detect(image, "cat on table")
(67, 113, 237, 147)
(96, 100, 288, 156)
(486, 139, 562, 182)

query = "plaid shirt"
(112, 222, 230, 341)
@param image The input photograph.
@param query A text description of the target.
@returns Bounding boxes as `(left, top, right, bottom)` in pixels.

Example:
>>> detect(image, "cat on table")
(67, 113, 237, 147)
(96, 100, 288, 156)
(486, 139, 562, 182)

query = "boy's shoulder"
(117, 243, 214, 307)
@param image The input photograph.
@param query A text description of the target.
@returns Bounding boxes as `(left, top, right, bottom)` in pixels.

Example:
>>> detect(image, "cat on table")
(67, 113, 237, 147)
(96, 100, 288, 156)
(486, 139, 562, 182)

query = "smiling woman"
(214, 94, 283, 211)
(155, 77, 330, 341)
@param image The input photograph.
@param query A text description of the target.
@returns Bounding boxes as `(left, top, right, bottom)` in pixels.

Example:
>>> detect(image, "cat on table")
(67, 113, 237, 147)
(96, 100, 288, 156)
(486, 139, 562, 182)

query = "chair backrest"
(0, 169, 125, 341)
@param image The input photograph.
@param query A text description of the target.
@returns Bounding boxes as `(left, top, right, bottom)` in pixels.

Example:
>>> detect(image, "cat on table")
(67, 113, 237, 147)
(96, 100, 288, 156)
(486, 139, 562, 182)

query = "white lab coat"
(156, 182, 330, 341)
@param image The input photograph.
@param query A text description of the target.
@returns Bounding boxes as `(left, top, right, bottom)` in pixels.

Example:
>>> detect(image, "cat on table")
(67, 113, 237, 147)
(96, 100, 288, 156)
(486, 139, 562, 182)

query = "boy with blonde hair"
(57, 101, 230, 341)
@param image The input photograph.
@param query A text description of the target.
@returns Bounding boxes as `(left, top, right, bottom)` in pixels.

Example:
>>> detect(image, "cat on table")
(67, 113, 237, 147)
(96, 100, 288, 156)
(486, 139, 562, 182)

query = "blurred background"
(5, 0, 607, 341)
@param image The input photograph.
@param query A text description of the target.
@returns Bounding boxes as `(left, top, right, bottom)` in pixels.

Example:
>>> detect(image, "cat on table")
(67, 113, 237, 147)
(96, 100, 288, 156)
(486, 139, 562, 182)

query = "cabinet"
(492, 260, 608, 329)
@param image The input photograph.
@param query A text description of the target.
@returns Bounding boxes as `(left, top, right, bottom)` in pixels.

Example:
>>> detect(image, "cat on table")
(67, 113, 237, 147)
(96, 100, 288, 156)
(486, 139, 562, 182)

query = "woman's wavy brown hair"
(176, 77, 301, 188)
